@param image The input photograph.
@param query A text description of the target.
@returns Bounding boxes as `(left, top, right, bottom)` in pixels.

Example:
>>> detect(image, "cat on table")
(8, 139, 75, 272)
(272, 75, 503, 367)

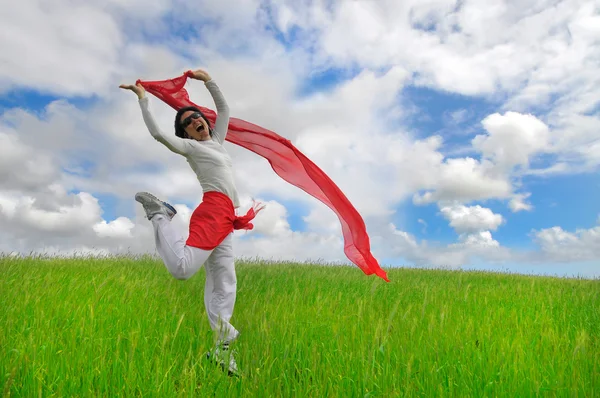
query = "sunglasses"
(181, 112, 202, 129)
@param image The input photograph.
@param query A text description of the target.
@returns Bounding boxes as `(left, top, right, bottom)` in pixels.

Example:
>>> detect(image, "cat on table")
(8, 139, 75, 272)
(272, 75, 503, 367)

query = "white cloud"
(504, 3, 600, 109)
(272, 0, 600, 173)
(413, 156, 512, 205)
(15, 192, 101, 234)
(0, 1, 121, 96)
(436, 205, 508, 264)
(451, 231, 500, 249)
(473, 112, 550, 172)
(0, 0, 180, 97)
(302, 203, 342, 235)
(234, 231, 346, 264)
(93, 217, 135, 239)
(546, 113, 600, 171)
(238, 196, 291, 237)
(509, 193, 533, 212)
(532, 220, 600, 263)
(440, 204, 504, 234)
(383, 222, 510, 268)
(300, 0, 597, 103)
(0, 130, 59, 192)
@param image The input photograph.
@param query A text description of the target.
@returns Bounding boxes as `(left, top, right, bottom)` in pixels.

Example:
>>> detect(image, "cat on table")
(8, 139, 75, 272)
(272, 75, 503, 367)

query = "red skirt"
(186, 191, 264, 250)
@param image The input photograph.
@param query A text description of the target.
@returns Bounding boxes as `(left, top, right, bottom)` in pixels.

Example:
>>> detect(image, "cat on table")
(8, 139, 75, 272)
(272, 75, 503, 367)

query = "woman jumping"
(120, 69, 255, 376)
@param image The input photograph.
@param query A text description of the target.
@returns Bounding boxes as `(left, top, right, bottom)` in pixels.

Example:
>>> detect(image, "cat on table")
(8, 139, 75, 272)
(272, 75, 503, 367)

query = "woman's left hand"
(189, 69, 212, 82)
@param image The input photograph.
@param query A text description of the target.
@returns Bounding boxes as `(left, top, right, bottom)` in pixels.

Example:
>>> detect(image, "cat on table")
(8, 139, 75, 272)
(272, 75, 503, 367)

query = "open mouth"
(196, 125, 205, 133)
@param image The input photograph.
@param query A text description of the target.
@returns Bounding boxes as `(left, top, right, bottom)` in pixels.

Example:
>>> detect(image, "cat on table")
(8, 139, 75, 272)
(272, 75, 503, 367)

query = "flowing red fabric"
(186, 191, 264, 250)
(137, 72, 390, 282)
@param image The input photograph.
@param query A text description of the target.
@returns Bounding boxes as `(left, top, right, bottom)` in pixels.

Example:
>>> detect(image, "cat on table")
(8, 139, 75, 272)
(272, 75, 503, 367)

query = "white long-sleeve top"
(138, 80, 240, 208)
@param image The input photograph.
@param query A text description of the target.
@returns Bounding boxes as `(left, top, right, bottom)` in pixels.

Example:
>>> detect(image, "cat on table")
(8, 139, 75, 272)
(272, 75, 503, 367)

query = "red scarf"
(186, 191, 264, 250)
(137, 72, 390, 282)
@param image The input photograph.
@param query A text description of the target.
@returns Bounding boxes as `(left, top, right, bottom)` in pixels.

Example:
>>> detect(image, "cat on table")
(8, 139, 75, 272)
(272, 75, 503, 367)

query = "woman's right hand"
(119, 82, 146, 99)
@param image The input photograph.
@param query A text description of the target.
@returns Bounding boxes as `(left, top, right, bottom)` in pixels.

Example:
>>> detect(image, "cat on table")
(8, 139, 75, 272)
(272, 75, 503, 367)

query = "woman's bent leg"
(151, 214, 211, 280)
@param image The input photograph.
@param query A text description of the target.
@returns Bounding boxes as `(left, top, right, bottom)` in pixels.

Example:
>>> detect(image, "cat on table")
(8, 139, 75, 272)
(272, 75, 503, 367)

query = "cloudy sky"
(1, 0, 599, 278)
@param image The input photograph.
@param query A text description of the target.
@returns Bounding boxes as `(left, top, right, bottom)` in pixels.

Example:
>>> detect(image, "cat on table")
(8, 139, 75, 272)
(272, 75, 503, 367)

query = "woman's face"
(180, 110, 210, 141)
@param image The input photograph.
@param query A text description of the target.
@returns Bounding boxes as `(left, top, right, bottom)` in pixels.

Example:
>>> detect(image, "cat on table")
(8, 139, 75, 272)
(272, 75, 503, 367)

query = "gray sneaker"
(206, 343, 239, 377)
(135, 192, 177, 220)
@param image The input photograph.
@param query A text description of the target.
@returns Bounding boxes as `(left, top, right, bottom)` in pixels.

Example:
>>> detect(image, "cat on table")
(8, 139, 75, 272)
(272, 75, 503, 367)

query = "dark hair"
(174, 106, 213, 139)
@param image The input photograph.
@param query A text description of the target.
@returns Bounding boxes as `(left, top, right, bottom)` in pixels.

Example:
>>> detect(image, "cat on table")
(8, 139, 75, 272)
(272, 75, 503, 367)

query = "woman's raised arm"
(188, 69, 230, 145)
(119, 83, 193, 156)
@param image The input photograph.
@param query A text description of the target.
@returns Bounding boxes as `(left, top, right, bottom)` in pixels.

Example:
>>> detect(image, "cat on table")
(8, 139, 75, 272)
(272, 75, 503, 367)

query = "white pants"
(151, 214, 239, 344)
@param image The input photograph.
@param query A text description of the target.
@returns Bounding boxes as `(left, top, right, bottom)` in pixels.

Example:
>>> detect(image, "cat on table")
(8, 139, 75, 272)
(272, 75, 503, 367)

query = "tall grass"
(1, 256, 598, 396)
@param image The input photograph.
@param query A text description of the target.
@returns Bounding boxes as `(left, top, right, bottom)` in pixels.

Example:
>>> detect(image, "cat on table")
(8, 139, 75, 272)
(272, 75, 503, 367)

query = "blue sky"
(5, 61, 600, 266)
(0, 1, 598, 278)
(21, 96, 596, 274)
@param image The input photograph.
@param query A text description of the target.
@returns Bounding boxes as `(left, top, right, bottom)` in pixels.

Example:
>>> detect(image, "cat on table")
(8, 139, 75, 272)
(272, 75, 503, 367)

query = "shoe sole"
(135, 192, 177, 218)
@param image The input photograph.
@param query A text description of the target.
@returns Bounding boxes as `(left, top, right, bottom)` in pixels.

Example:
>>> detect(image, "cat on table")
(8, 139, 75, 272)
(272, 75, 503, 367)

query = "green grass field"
(1, 256, 598, 397)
